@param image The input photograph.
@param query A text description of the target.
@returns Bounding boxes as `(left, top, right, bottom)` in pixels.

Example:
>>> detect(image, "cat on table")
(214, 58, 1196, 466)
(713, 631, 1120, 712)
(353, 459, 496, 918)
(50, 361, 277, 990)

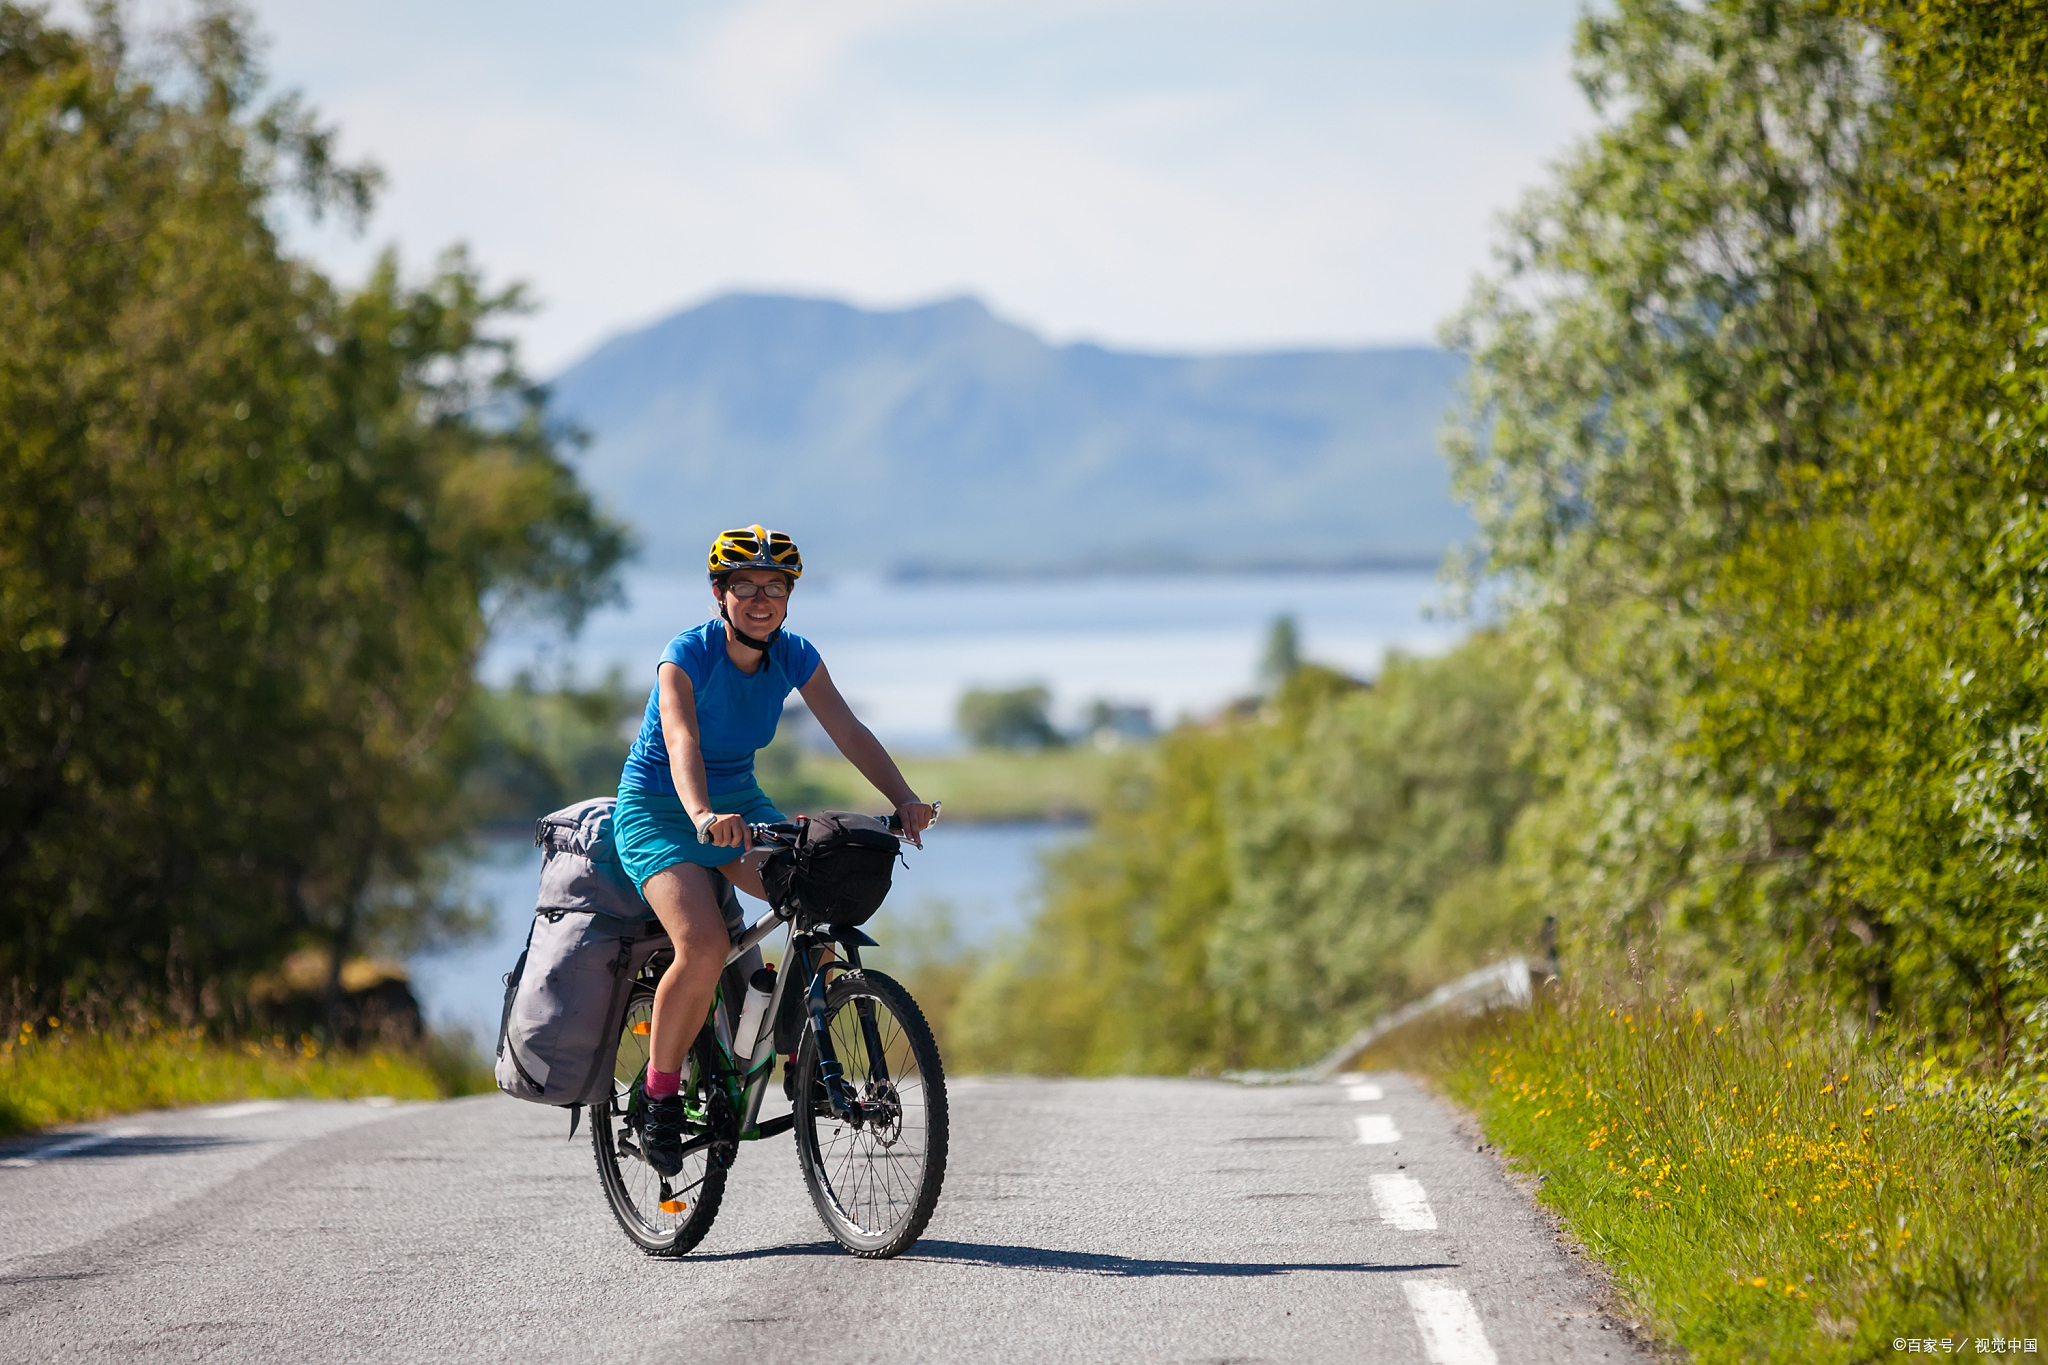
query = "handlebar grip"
(885, 799, 940, 835)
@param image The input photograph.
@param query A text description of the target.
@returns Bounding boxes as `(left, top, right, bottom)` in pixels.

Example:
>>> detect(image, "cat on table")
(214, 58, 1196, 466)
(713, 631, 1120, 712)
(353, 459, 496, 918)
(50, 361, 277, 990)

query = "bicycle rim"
(593, 988, 726, 1257)
(795, 970, 949, 1258)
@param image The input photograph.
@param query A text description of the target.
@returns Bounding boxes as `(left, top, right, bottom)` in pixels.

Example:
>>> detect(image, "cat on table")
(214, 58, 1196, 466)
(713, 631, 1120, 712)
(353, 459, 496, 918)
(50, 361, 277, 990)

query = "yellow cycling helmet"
(707, 524, 803, 581)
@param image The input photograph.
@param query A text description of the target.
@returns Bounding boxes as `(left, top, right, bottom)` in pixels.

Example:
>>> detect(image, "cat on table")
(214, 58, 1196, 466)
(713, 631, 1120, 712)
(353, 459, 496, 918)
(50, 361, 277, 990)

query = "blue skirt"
(613, 783, 785, 890)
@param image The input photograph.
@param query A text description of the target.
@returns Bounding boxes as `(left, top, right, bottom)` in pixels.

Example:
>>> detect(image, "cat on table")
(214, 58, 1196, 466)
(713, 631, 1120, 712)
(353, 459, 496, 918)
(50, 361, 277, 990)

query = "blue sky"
(215, 0, 1593, 372)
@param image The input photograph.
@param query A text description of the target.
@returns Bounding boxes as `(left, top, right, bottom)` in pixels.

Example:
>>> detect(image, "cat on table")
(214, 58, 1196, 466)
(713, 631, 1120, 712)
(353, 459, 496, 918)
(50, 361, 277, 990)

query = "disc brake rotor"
(861, 1081, 904, 1145)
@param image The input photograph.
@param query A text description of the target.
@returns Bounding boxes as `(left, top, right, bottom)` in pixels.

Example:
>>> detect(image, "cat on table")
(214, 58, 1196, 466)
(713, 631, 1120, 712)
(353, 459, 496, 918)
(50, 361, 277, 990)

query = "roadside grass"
(0, 1019, 493, 1138)
(762, 743, 1130, 823)
(1362, 990, 2046, 1362)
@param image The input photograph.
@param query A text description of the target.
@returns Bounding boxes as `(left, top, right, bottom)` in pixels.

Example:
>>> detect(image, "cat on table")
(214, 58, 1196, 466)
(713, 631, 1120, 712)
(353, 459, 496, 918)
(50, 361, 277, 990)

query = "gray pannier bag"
(494, 797, 760, 1110)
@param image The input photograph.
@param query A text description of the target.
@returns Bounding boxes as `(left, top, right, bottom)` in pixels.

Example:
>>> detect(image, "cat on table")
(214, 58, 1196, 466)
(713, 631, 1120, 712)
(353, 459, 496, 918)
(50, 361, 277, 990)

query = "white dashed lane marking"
(1403, 1280, 1500, 1365)
(1370, 1172, 1439, 1230)
(1354, 1113, 1401, 1144)
(201, 1101, 290, 1119)
(1344, 1082, 1384, 1102)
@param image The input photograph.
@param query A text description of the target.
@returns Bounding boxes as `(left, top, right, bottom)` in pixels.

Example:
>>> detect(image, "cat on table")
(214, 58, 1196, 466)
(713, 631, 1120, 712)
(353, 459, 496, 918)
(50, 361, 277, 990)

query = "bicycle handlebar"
(699, 800, 941, 848)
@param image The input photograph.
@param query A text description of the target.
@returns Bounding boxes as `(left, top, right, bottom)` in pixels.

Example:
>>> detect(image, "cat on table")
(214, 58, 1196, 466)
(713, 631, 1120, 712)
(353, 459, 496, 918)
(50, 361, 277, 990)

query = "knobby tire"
(793, 969, 949, 1258)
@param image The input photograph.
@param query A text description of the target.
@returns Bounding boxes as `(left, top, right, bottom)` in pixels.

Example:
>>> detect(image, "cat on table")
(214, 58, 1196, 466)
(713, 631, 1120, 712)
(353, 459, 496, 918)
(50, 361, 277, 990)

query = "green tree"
(1450, 0, 2048, 1055)
(1257, 614, 1301, 691)
(952, 707, 1244, 1074)
(0, 5, 627, 1026)
(1444, 0, 1880, 994)
(956, 684, 1065, 750)
(1681, 0, 2048, 1052)
(1851, 0, 2048, 1057)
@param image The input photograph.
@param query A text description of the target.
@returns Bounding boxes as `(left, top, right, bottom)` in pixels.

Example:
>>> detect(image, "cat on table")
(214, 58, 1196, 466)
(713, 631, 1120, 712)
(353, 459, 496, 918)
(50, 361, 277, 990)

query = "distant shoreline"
(600, 559, 1451, 589)
(883, 555, 1446, 583)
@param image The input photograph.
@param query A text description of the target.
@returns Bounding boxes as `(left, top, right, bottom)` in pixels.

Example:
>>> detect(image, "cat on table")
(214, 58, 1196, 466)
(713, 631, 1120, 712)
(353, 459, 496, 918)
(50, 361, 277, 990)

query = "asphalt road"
(0, 1074, 1649, 1364)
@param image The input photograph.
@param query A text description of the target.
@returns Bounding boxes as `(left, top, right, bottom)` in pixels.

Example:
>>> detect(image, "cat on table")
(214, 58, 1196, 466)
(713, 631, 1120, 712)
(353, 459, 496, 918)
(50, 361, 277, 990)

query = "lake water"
(486, 567, 1459, 750)
(410, 822, 1082, 1039)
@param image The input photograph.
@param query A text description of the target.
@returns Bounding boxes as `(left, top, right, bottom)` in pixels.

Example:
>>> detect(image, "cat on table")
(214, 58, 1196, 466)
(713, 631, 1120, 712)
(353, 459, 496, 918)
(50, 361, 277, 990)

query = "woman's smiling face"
(718, 568, 792, 639)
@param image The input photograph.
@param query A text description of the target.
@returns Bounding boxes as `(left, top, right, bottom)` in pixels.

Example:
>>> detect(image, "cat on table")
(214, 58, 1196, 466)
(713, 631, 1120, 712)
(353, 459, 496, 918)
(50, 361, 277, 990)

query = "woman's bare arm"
(798, 663, 934, 842)
(658, 663, 747, 848)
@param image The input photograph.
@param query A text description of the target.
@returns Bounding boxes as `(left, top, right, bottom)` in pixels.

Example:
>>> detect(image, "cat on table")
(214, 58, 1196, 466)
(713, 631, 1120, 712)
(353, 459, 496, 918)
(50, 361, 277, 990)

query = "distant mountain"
(545, 293, 1467, 578)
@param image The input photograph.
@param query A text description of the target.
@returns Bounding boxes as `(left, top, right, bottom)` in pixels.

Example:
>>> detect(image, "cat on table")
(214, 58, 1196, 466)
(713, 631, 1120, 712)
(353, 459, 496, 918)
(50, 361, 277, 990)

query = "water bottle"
(731, 965, 777, 1068)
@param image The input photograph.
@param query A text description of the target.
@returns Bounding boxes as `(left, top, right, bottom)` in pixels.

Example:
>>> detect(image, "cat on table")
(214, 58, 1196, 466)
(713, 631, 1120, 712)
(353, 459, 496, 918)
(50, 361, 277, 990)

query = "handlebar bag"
(760, 811, 901, 930)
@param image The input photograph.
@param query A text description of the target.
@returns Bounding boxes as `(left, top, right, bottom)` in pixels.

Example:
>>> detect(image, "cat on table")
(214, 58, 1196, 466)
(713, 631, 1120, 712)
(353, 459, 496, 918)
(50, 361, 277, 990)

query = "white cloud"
(690, 0, 962, 137)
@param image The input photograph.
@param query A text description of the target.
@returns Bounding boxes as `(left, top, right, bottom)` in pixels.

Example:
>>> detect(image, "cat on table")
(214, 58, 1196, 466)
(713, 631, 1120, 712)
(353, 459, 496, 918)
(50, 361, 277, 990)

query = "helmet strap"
(718, 604, 780, 654)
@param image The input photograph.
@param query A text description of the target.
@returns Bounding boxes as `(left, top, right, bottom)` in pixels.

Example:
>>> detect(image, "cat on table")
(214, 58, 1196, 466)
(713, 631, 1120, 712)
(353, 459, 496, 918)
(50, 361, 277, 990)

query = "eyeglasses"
(725, 581, 790, 599)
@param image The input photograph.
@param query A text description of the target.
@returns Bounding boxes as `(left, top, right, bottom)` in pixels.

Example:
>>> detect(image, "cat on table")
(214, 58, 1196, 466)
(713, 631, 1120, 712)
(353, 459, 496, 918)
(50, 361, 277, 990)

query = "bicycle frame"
(642, 920, 872, 1173)
(676, 899, 889, 1148)
(638, 911, 892, 1180)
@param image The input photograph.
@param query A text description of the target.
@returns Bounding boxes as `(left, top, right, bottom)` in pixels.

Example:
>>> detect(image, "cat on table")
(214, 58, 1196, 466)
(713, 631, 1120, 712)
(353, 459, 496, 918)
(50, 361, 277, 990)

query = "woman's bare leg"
(721, 857, 768, 903)
(641, 862, 732, 1073)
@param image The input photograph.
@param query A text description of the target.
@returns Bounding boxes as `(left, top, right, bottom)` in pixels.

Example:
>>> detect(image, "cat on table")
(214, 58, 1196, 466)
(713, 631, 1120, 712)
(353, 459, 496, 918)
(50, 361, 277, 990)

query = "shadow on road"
(906, 1242, 1458, 1278)
(685, 1239, 1457, 1279)
(4, 1134, 246, 1164)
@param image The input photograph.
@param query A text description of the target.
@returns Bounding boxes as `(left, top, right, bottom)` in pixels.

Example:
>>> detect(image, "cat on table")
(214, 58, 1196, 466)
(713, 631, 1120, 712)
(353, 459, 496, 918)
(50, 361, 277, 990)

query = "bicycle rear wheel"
(793, 969, 949, 1258)
(593, 985, 728, 1257)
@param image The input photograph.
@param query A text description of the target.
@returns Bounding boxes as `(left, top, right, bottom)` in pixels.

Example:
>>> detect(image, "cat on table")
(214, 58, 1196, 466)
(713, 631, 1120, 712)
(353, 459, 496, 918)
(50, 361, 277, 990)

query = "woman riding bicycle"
(612, 524, 935, 1176)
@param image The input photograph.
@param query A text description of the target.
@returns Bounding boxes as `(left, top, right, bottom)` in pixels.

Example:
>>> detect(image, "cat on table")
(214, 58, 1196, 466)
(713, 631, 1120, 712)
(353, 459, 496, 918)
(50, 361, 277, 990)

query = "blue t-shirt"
(618, 619, 822, 798)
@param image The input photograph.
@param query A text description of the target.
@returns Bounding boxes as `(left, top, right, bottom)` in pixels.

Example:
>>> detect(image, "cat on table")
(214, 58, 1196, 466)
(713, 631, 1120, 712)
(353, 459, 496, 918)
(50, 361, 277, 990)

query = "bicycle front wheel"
(593, 985, 728, 1257)
(793, 969, 949, 1258)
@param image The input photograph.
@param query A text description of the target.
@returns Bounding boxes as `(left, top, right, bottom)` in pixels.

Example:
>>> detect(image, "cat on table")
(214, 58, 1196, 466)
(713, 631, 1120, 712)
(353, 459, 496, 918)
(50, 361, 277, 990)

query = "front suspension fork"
(805, 942, 862, 1120)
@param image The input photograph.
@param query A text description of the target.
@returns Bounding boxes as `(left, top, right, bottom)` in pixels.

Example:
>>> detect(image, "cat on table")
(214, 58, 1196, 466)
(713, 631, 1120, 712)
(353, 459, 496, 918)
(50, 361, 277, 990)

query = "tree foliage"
(954, 640, 1536, 1073)
(449, 675, 640, 829)
(0, 5, 627, 1023)
(1724, 0, 2048, 1053)
(1257, 613, 1301, 691)
(1446, 0, 1877, 955)
(1451, 0, 2048, 1057)
(956, 684, 1065, 750)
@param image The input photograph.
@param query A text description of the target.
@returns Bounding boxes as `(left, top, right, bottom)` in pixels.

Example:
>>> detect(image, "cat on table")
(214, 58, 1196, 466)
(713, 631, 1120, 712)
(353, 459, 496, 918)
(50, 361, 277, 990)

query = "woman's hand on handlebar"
(694, 811, 750, 850)
(895, 800, 938, 847)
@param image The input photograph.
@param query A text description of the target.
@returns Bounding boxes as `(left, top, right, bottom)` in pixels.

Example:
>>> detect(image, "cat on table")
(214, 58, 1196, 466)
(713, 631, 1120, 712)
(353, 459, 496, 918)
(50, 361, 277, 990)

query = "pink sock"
(645, 1064, 682, 1100)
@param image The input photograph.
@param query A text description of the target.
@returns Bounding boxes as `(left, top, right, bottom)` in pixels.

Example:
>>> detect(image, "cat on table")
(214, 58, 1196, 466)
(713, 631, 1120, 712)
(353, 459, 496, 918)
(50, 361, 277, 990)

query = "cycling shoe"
(642, 1093, 687, 1177)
